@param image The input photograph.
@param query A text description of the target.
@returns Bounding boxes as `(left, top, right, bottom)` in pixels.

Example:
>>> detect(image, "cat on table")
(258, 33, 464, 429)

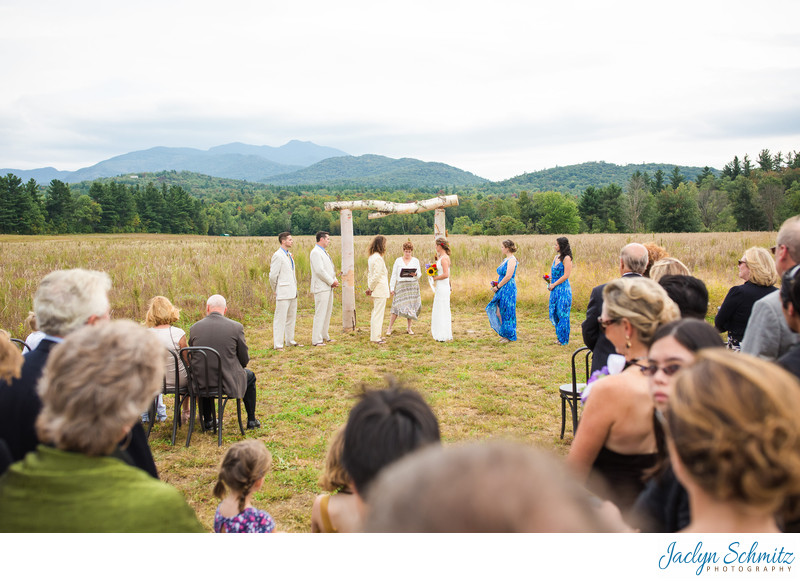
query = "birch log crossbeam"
(324, 195, 459, 219)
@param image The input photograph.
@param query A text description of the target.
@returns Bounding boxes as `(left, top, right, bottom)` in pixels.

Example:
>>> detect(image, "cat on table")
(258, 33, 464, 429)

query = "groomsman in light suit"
(310, 231, 339, 347)
(269, 231, 301, 350)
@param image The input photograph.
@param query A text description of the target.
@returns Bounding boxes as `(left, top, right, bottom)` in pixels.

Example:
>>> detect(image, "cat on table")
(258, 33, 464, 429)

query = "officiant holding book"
(387, 241, 422, 336)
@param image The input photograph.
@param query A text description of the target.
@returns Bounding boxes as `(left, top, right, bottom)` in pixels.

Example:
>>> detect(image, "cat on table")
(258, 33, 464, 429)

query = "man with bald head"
(189, 295, 260, 430)
(582, 243, 649, 373)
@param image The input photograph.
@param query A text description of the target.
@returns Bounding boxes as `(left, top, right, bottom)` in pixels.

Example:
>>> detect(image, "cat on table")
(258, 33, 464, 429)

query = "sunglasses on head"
(639, 362, 683, 377)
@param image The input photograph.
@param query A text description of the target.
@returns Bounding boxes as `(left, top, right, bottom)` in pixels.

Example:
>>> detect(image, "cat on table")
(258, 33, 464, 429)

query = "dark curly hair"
(556, 237, 572, 263)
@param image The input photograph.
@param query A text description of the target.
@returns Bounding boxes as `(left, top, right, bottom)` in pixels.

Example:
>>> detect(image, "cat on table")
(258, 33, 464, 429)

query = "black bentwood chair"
(145, 349, 191, 445)
(179, 346, 244, 447)
(559, 346, 592, 439)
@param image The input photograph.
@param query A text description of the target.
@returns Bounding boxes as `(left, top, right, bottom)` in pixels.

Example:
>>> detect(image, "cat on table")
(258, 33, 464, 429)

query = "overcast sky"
(1, 0, 799, 181)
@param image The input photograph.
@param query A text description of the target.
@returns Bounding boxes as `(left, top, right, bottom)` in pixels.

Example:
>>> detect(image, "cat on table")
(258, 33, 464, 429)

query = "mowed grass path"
(0, 232, 775, 531)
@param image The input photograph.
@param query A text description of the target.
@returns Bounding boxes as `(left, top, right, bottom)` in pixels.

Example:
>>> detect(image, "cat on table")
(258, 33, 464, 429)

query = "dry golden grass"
(0, 231, 776, 531)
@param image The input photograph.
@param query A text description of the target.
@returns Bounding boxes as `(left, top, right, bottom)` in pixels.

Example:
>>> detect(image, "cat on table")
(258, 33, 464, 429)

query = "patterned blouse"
(214, 506, 276, 533)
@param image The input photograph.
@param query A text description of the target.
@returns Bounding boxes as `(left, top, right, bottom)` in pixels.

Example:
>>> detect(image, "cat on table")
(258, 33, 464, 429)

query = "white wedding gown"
(430, 257, 453, 341)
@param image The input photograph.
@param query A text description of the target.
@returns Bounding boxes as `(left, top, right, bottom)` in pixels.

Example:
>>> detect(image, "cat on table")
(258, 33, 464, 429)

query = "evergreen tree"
(652, 169, 666, 194)
(757, 149, 773, 172)
(669, 166, 685, 190)
(724, 176, 767, 231)
(651, 183, 702, 232)
(45, 179, 75, 233)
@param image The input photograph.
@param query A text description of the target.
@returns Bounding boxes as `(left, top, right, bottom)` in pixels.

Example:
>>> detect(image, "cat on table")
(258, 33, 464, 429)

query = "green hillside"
(498, 161, 719, 195)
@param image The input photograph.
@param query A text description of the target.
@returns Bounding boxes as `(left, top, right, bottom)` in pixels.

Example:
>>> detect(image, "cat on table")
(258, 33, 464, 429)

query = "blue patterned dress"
(486, 258, 517, 341)
(549, 258, 572, 345)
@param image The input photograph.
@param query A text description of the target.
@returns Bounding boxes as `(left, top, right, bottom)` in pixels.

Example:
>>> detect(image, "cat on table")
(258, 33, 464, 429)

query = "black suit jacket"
(0, 339, 158, 478)
(581, 273, 642, 373)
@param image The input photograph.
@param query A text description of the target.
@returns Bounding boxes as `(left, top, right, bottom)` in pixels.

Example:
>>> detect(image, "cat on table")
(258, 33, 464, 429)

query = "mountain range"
(2, 141, 717, 191)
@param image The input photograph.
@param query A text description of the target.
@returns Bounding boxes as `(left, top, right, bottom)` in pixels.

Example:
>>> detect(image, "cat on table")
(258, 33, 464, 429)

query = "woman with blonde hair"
(715, 246, 778, 350)
(0, 320, 204, 532)
(649, 257, 690, 282)
(311, 427, 361, 533)
(667, 349, 800, 532)
(387, 241, 422, 336)
(144, 296, 190, 424)
(366, 235, 390, 344)
(566, 277, 680, 516)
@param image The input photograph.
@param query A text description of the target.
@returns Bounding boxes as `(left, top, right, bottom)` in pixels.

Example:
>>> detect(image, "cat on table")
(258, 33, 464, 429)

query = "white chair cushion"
(559, 383, 586, 395)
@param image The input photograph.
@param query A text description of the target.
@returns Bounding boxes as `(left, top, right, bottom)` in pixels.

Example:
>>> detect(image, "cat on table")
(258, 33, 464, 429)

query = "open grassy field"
(0, 231, 776, 531)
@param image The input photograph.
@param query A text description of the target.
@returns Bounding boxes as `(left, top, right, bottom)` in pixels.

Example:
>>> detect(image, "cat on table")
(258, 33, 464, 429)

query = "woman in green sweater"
(0, 320, 204, 533)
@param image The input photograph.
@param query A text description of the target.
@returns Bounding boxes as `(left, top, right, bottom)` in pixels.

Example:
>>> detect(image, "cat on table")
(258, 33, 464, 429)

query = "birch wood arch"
(323, 194, 459, 330)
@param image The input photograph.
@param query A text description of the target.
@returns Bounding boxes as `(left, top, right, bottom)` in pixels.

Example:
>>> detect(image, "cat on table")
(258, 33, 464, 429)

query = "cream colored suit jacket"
(310, 245, 337, 294)
(269, 248, 298, 300)
(368, 253, 390, 298)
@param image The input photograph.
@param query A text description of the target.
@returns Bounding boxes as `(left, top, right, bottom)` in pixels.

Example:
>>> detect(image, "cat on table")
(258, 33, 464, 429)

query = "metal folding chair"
(559, 346, 592, 439)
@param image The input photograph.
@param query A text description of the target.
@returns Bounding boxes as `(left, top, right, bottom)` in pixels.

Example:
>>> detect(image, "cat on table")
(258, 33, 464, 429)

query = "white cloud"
(1, 0, 799, 180)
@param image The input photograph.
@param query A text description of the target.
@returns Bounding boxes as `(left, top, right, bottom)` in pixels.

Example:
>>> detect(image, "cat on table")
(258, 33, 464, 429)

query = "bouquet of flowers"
(491, 280, 499, 288)
(581, 354, 626, 403)
(426, 262, 438, 292)
(543, 273, 551, 289)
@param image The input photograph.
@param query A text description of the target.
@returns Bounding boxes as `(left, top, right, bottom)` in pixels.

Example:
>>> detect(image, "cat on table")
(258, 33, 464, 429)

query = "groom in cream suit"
(269, 231, 301, 350)
(310, 231, 339, 346)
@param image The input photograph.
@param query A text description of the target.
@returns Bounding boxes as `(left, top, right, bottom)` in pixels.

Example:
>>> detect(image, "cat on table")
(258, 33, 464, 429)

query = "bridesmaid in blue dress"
(486, 240, 518, 343)
(549, 237, 573, 345)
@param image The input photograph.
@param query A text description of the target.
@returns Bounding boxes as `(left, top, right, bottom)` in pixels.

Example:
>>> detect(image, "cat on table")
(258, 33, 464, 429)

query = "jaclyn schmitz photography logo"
(658, 541, 794, 576)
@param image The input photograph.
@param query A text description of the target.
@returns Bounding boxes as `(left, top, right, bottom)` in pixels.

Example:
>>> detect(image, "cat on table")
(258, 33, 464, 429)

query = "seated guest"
(658, 275, 709, 319)
(189, 294, 260, 431)
(0, 330, 23, 474)
(0, 269, 157, 478)
(649, 258, 690, 282)
(342, 380, 441, 527)
(631, 319, 725, 533)
(144, 295, 190, 424)
(582, 243, 649, 374)
(566, 277, 680, 517)
(213, 440, 275, 533)
(22, 312, 45, 354)
(365, 441, 627, 533)
(666, 349, 800, 532)
(716, 247, 778, 350)
(0, 321, 205, 532)
(311, 427, 360, 533)
(777, 266, 800, 379)
(642, 243, 669, 279)
(742, 217, 800, 360)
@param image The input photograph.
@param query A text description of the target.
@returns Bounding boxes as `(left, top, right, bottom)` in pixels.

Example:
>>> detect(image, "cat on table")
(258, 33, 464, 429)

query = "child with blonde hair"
(213, 440, 275, 533)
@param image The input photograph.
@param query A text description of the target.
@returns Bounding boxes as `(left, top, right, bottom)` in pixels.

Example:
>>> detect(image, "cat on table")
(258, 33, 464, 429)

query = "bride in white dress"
(430, 238, 453, 342)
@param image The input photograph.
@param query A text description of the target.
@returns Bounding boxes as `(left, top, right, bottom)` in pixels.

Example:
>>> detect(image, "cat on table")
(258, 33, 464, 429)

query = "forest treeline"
(1, 149, 798, 236)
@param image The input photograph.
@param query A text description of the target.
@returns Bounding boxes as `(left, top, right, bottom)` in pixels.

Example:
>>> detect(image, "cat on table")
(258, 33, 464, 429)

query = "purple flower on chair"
(581, 366, 609, 403)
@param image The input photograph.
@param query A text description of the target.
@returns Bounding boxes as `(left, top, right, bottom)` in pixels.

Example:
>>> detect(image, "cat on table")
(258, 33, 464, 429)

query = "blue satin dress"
(549, 259, 572, 345)
(486, 258, 517, 341)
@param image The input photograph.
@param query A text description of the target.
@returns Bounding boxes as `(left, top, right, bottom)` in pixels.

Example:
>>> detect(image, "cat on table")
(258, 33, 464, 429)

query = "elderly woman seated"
(0, 320, 205, 532)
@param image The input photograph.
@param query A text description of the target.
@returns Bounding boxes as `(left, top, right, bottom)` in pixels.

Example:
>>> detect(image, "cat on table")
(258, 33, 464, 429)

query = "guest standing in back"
(486, 239, 518, 343)
(387, 241, 422, 336)
(366, 235, 390, 344)
(269, 232, 301, 350)
(430, 238, 453, 342)
(310, 231, 339, 347)
(715, 246, 778, 350)
(549, 237, 573, 345)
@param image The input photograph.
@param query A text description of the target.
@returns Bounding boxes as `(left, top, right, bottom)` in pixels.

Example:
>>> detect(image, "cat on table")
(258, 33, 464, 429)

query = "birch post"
(324, 194, 458, 331)
(339, 209, 356, 330)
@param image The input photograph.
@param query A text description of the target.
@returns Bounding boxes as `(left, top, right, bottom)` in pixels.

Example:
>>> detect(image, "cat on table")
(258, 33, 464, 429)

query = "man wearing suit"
(582, 243, 648, 373)
(189, 294, 260, 430)
(0, 269, 158, 478)
(269, 231, 301, 350)
(310, 231, 339, 347)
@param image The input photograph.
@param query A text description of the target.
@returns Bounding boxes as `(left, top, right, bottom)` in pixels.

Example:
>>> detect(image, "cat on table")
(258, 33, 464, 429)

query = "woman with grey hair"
(0, 320, 204, 532)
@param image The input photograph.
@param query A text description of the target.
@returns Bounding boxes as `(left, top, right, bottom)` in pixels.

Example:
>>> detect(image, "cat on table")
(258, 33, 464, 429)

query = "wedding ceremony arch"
(323, 194, 459, 330)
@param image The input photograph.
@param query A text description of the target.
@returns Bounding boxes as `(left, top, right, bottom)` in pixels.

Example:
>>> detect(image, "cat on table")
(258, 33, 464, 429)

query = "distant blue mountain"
(0, 140, 348, 184)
